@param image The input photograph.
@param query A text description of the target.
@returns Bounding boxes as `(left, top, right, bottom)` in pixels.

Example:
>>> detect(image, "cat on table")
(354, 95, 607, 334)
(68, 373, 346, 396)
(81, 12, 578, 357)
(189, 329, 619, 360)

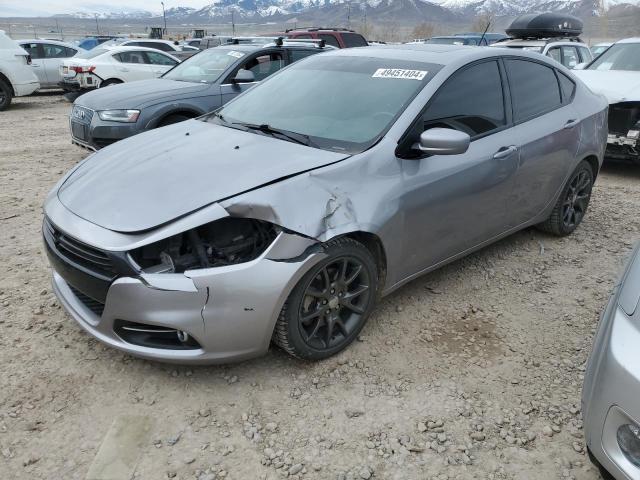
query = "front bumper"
(69, 105, 141, 150)
(583, 249, 640, 479)
(49, 231, 323, 364)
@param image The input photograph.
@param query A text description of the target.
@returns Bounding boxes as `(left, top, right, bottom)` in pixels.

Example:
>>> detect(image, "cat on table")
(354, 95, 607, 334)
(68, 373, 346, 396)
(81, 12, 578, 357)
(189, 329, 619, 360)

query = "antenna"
(479, 17, 491, 46)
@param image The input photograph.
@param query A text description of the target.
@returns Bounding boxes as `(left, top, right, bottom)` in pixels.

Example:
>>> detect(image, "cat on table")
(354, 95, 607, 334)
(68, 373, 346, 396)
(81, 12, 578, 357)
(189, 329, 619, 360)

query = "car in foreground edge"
(43, 45, 607, 364)
(583, 243, 640, 479)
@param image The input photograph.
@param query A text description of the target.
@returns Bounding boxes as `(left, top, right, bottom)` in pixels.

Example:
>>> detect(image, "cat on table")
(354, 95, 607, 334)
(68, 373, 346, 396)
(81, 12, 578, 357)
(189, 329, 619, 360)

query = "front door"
(220, 51, 285, 104)
(399, 60, 519, 276)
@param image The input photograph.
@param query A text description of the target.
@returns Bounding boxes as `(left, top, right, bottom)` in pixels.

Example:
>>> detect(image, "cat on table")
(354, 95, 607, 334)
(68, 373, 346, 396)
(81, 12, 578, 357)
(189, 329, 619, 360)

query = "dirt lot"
(1, 93, 639, 480)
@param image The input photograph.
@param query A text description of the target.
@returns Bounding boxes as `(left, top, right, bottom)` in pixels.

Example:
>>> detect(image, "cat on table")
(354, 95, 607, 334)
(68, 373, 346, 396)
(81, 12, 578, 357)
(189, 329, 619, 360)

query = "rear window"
(505, 59, 562, 122)
(342, 32, 368, 48)
(318, 34, 340, 48)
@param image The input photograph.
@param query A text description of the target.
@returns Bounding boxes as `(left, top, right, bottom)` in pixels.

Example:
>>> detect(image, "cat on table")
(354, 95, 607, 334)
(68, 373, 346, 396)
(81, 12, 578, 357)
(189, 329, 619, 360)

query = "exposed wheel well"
(342, 231, 387, 297)
(157, 110, 199, 126)
(583, 155, 600, 180)
(101, 78, 123, 86)
(0, 72, 14, 96)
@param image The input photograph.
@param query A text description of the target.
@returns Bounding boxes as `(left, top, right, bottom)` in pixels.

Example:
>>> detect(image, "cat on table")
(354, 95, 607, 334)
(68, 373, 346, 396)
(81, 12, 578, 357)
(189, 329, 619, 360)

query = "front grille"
(44, 219, 115, 277)
(71, 105, 94, 125)
(68, 284, 105, 316)
(608, 103, 640, 135)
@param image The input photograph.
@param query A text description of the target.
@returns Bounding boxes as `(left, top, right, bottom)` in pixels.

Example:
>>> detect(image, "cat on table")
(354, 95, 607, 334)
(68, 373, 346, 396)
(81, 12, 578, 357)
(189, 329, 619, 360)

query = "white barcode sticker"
(372, 68, 428, 80)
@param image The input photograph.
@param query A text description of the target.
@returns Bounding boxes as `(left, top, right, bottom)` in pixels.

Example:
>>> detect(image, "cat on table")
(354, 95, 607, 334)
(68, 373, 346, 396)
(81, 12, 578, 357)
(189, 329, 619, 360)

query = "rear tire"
(537, 160, 594, 237)
(158, 114, 191, 127)
(0, 79, 13, 111)
(273, 237, 378, 361)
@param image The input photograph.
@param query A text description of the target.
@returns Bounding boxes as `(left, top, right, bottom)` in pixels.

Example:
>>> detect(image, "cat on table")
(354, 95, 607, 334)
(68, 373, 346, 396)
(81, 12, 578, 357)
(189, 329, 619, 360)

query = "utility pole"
(347, 3, 351, 29)
(231, 10, 235, 36)
(95, 14, 100, 35)
(161, 1, 167, 36)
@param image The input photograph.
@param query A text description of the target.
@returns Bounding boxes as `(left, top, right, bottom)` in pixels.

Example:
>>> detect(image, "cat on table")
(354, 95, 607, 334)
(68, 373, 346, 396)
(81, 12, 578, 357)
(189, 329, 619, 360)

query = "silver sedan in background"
(43, 45, 608, 364)
(584, 244, 640, 480)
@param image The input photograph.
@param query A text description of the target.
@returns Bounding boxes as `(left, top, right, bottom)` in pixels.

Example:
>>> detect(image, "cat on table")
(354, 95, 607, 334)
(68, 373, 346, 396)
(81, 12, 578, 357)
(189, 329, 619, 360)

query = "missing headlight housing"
(130, 218, 279, 273)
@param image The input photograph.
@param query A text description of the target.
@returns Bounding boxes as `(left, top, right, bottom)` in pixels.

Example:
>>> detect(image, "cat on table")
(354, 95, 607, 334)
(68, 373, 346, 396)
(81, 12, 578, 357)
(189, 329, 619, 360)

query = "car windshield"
(427, 38, 465, 45)
(587, 42, 640, 71)
(75, 48, 109, 59)
(163, 47, 244, 83)
(207, 55, 441, 153)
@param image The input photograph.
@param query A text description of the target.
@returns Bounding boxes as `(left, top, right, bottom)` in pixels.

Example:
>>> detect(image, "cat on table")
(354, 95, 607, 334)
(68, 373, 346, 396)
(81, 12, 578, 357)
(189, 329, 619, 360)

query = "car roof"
(212, 43, 332, 52)
(617, 37, 640, 44)
(122, 39, 175, 45)
(322, 43, 543, 64)
(102, 45, 178, 55)
(18, 39, 75, 47)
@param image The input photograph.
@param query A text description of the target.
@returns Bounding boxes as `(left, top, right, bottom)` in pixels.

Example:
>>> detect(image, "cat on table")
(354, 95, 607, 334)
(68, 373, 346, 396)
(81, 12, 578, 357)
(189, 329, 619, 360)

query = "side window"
(318, 34, 340, 48)
(290, 34, 312, 39)
(558, 71, 576, 103)
(289, 49, 316, 62)
(548, 47, 562, 64)
(421, 60, 506, 138)
(115, 51, 148, 64)
(341, 33, 368, 48)
(561, 46, 580, 68)
(21, 43, 42, 59)
(65, 47, 78, 57)
(144, 51, 177, 66)
(42, 44, 68, 59)
(242, 53, 284, 81)
(145, 42, 174, 52)
(505, 59, 562, 122)
(466, 39, 478, 46)
(578, 46, 592, 64)
(125, 41, 142, 47)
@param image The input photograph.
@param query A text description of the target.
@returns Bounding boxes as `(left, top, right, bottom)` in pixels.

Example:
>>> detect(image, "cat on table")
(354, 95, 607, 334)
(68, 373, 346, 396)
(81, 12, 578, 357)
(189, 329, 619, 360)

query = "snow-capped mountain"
(54, 0, 640, 22)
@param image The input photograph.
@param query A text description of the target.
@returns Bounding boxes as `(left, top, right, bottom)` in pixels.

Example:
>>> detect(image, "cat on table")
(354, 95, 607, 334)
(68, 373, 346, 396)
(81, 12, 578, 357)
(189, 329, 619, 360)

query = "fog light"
(176, 330, 189, 343)
(617, 424, 640, 467)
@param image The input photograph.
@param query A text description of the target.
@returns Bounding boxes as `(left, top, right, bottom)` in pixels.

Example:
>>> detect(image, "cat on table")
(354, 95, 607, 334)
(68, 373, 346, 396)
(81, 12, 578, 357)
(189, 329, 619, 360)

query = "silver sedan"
(43, 45, 608, 363)
(583, 244, 640, 479)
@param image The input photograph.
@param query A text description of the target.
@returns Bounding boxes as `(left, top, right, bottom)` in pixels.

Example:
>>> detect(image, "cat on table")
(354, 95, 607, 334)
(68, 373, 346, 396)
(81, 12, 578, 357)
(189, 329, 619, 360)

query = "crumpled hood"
(57, 119, 349, 233)
(76, 79, 212, 110)
(573, 70, 640, 104)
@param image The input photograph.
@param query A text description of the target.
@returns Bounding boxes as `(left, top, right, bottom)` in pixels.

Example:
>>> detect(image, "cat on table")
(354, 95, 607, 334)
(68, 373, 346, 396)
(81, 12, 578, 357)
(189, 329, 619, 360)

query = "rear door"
(42, 43, 72, 87)
(20, 42, 47, 86)
(220, 50, 284, 104)
(112, 51, 154, 81)
(503, 58, 580, 227)
(143, 50, 179, 77)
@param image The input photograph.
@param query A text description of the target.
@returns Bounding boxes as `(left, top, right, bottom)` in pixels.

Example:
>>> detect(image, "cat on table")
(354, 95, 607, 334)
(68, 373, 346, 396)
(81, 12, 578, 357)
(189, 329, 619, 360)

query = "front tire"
(0, 79, 13, 111)
(537, 160, 594, 236)
(273, 237, 378, 360)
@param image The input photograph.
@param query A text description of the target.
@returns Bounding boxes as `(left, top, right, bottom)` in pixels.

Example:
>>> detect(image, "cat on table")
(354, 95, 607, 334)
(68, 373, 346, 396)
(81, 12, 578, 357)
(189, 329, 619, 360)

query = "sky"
(0, 0, 214, 17)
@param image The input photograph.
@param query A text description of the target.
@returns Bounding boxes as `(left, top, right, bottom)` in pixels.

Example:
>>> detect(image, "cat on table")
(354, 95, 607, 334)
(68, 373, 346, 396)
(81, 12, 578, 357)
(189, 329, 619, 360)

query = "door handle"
(493, 146, 517, 159)
(564, 119, 579, 129)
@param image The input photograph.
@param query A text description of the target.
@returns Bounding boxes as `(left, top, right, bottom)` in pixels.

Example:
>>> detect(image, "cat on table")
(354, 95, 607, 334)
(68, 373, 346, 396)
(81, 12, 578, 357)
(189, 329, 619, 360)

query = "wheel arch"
(582, 154, 600, 181)
(340, 231, 388, 297)
(0, 71, 15, 96)
(154, 108, 202, 128)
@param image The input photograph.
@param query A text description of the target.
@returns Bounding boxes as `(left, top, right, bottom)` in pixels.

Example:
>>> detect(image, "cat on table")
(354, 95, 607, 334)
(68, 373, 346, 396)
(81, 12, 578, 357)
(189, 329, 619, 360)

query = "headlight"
(129, 218, 279, 273)
(97, 109, 140, 123)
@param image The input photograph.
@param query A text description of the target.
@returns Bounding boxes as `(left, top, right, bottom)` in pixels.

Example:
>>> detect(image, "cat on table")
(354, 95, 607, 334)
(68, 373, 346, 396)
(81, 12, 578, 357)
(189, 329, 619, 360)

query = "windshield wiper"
(231, 121, 311, 147)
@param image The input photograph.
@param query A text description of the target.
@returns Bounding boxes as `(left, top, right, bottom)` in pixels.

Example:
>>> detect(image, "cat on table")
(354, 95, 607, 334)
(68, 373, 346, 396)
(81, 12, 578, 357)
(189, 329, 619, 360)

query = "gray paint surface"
(46, 45, 609, 363)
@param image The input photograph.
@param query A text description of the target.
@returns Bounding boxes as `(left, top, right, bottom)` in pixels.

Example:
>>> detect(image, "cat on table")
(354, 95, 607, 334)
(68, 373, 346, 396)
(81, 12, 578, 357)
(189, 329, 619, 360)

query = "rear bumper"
(13, 81, 40, 97)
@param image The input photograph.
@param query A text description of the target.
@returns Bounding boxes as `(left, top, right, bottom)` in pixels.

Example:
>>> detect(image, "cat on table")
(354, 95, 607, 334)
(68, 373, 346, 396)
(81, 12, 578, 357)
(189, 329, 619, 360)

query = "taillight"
(71, 65, 96, 74)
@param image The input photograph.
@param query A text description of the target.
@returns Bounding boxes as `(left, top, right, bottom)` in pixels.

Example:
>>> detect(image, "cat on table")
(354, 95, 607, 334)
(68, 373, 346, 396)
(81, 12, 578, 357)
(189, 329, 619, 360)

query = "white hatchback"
(60, 46, 179, 92)
(0, 30, 40, 110)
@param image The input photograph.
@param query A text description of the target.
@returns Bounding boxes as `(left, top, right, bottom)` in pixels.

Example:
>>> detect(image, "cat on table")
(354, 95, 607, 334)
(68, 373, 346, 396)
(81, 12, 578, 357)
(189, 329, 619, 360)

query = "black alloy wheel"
(538, 160, 594, 236)
(562, 168, 592, 229)
(0, 79, 12, 111)
(273, 237, 378, 360)
(298, 256, 372, 350)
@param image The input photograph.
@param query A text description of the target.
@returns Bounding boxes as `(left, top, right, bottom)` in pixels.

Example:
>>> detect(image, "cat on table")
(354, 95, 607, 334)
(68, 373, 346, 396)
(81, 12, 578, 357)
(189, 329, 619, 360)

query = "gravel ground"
(1, 93, 639, 480)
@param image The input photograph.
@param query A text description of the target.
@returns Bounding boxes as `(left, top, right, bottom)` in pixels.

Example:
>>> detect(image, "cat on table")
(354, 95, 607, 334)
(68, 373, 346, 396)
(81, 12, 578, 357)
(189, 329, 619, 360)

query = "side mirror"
(233, 69, 255, 84)
(412, 128, 470, 155)
(573, 63, 587, 70)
